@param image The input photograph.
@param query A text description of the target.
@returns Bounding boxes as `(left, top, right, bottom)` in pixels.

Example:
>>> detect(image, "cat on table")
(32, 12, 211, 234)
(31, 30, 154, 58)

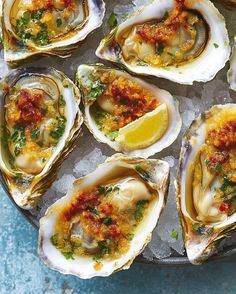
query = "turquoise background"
(1, 186, 236, 294)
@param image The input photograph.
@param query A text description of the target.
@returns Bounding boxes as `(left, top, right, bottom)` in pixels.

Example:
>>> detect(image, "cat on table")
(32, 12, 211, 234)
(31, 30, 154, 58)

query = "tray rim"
(2, 172, 236, 266)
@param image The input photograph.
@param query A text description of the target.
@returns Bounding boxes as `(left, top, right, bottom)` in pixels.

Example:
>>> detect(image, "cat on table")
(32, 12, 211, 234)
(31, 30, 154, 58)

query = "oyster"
(228, 36, 236, 91)
(39, 154, 169, 278)
(76, 64, 181, 158)
(2, 0, 105, 64)
(0, 67, 83, 209)
(176, 104, 236, 264)
(96, 0, 230, 85)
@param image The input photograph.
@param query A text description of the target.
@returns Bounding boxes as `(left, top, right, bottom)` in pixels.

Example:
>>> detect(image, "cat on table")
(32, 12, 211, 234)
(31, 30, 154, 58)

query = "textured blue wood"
(1, 185, 236, 294)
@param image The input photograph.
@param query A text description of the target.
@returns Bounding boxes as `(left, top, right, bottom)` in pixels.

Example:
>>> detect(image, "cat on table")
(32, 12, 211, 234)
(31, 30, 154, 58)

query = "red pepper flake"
(64, 190, 100, 221)
(208, 121, 236, 150)
(100, 203, 113, 214)
(219, 202, 231, 213)
(17, 90, 44, 124)
(106, 225, 122, 240)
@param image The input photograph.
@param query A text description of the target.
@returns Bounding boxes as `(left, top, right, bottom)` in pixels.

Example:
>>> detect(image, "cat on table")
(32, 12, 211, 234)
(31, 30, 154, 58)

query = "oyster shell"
(96, 0, 230, 85)
(176, 104, 236, 264)
(39, 154, 169, 278)
(228, 36, 236, 91)
(2, 0, 105, 64)
(0, 67, 83, 209)
(76, 64, 181, 158)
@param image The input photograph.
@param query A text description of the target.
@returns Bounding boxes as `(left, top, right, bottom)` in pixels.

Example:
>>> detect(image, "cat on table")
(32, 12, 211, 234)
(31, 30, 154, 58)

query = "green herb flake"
(98, 240, 110, 256)
(134, 200, 149, 222)
(61, 251, 75, 260)
(156, 43, 165, 55)
(50, 234, 58, 247)
(193, 223, 200, 232)
(102, 217, 112, 226)
(89, 80, 104, 99)
(107, 130, 118, 141)
(42, 157, 47, 163)
(59, 95, 66, 107)
(167, 52, 175, 58)
(31, 128, 40, 141)
(10, 126, 26, 156)
(170, 229, 178, 240)
(135, 165, 150, 181)
(126, 233, 134, 241)
(50, 116, 67, 142)
(90, 207, 99, 215)
(214, 163, 222, 173)
(31, 10, 44, 21)
(214, 43, 219, 48)
(205, 159, 210, 166)
(108, 12, 118, 29)
(56, 18, 63, 27)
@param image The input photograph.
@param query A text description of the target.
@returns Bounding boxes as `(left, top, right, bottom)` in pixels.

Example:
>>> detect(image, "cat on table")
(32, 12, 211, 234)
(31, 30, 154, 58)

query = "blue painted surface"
(1, 186, 236, 294)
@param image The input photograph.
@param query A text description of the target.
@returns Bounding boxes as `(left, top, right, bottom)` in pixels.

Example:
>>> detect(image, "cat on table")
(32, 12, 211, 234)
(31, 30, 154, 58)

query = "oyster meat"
(76, 64, 181, 158)
(176, 104, 236, 264)
(39, 154, 169, 278)
(96, 0, 230, 85)
(0, 67, 83, 209)
(2, 0, 105, 63)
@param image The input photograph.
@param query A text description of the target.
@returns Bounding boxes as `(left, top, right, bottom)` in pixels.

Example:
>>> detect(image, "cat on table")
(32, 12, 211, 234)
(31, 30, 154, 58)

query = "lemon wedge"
(116, 103, 168, 150)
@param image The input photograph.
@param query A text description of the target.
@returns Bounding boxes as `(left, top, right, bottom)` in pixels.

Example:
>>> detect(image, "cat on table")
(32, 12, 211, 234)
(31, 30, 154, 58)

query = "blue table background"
(1, 185, 236, 294)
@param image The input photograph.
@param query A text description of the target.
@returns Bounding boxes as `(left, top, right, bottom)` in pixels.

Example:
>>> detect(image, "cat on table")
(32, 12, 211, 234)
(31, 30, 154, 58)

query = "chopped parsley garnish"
(213, 163, 222, 173)
(31, 127, 40, 141)
(42, 157, 47, 163)
(135, 165, 150, 181)
(59, 95, 66, 107)
(98, 185, 119, 196)
(167, 52, 175, 59)
(89, 80, 104, 99)
(205, 159, 210, 166)
(33, 24, 50, 46)
(56, 18, 63, 27)
(108, 12, 118, 29)
(90, 207, 99, 215)
(50, 234, 58, 247)
(126, 233, 134, 241)
(214, 43, 219, 48)
(61, 251, 75, 260)
(50, 116, 67, 142)
(193, 223, 200, 232)
(156, 43, 165, 55)
(101, 217, 112, 226)
(10, 126, 26, 156)
(31, 10, 44, 21)
(170, 229, 178, 240)
(15, 10, 50, 46)
(134, 200, 149, 222)
(107, 130, 118, 141)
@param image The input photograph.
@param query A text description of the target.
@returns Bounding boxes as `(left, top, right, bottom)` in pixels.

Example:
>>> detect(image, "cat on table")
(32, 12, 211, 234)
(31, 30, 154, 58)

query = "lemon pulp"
(116, 103, 169, 150)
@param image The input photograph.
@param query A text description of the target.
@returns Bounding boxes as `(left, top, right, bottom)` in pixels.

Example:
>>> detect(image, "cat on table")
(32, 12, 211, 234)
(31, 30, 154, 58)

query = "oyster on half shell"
(96, 0, 230, 85)
(2, 0, 105, 63)
(39, 154, 169, 278)
(0, 67, 83, 209)
(76, 64, 181, 158)
(176, 104, 236, 264)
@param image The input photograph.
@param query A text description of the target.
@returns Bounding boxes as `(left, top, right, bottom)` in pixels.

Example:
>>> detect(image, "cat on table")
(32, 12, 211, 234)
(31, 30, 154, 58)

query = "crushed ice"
(2, 0, 236, 262)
